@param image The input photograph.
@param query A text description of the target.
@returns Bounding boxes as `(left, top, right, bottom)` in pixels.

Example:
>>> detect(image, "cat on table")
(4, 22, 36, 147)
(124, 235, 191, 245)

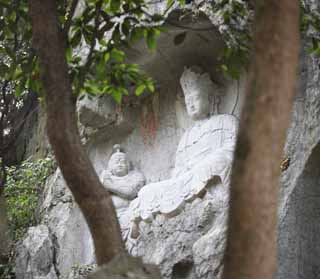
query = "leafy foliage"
(207, 0, 319, 79)
(191, 0, 253, 80)
(0, 0, 165, 105)
(301, 1, 320, 57)
(1, 0, 318, 101)
(67, 0, 165, 102)
(4, 156, 55, 241)
(0, 262, 13, 279)
(0, 0, 34, 97)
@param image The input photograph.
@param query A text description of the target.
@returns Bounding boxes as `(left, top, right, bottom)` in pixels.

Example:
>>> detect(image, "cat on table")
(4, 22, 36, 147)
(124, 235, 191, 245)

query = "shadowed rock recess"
(14, 3, 320, 279)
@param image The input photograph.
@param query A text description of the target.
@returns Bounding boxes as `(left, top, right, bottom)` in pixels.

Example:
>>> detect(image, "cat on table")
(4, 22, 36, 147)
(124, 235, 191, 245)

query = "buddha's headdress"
(180, 66, 214, 98)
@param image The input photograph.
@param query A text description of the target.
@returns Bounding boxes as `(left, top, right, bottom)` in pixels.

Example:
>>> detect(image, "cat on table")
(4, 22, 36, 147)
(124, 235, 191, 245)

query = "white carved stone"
(101, 145, 145, 238)
(128, 67, 238, 235)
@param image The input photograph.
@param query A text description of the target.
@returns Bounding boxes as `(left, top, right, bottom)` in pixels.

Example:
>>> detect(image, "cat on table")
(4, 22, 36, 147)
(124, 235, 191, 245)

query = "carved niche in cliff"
(127, 66, 239, 238)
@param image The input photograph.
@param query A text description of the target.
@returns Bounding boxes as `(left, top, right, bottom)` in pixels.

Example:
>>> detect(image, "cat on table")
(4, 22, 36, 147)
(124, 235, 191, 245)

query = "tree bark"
(28, 0, 124, 265)
(223, 0, 299, 278)
(0, 196, 9, 263)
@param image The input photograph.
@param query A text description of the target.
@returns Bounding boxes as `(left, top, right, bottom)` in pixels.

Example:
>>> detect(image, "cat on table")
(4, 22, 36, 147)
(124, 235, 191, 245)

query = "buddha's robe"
(129, 114, 238, 223)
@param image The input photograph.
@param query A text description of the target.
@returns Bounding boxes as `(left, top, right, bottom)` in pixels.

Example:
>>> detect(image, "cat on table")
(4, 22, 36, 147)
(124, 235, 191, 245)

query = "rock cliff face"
(15, 66, 244, 278)
(277, 41, 320, 279)
(14, 4, 320, 279)
(15, 16, 247, 276)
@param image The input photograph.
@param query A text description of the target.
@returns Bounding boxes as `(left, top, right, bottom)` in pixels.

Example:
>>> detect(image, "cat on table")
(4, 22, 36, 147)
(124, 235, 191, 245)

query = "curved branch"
(223, 0, 300, 278)
(28, 0, 124, 265)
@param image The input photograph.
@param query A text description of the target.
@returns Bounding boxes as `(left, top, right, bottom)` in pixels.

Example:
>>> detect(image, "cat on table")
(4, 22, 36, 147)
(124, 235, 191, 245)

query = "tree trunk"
(0, 196, 9, 263)
(223, 0, 299, 278)
(28, 0, 124, 265)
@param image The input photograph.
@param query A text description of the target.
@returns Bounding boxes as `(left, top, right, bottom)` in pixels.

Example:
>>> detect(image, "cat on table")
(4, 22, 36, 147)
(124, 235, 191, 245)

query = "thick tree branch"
(28, 0, 125, 265)
(223, 0, 300, 278)
(0, 81, 10, 195)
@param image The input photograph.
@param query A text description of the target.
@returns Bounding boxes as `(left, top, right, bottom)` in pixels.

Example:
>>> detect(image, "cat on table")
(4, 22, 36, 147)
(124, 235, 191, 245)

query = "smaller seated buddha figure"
(101, 144, 145, 237)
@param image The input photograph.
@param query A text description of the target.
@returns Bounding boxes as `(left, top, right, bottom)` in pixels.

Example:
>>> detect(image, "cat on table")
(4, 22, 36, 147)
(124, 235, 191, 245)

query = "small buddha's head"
(108, 144, 130, 177)
(180, 66, 213, 120)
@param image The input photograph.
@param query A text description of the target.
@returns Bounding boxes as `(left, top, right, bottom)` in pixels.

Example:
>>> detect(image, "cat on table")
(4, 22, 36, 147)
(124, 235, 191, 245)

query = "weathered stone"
(88, 254, 161, 279)
(128, 67, 237, 241)
(130, 181, 229, 279)
(15, 225, 58, 279)
(42, 171, 95, 278)
(101, 144, 145, 239)
(67, 264, 97, 279)
(277, 39, 320, 279)
(15, 8, 248, 279)
(101, 144, 145, 206)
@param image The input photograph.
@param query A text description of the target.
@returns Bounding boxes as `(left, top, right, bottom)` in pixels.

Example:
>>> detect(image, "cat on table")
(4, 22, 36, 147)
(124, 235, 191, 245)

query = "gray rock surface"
(14, 4, 320, 279)
(41, 171, 95, 278)
(67, 264, 97, 279)
(129, 179, 229, 279)
(88, 254, 161, 279)
(15, 225, 58, 279)
(16, 64, 243, 279)
(277, 40, 320, 279)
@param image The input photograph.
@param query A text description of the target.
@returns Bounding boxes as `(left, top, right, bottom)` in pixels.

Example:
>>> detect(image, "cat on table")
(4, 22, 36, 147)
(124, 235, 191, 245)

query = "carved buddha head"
(180, 66, 214, 120)
(108, 144, 130, 177)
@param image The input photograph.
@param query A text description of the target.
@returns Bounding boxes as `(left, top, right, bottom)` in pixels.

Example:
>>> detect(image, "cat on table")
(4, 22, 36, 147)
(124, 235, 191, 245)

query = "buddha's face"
(185, 90, 209, 120)
(108, 153, 129, 177)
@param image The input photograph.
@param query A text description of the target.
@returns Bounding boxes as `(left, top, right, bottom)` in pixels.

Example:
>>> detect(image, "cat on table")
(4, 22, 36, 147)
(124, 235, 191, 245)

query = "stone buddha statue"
(101, 144, 145, 237)
(128, 66, 238, 238)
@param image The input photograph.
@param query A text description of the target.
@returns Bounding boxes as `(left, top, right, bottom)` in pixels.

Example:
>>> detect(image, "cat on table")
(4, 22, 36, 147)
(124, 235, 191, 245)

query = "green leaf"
(146, 30, 157, 50)
(0, 63, 9, 76)
(85, 80, 105, 95)
(221, 64, 228, 72)
(306, 46, 315, 55)
(110, 49, 125, 62)
(83, 29, 92, 44)
(151, 14, 163, 22)
(0, 0, 10, 7)
(13, 68, 23, 79)
(15, 82, 25, 97)
(110, 0, 121, 13)
(78, 94, 86, 101)
(145, 78, 155, 92)
(66, 47, 72, 63)
(9, 11, 16, 22)
(147, 82, 154, 92)
(71, 30, 82, 48)
(130, 27, 144, 42)
(229, 66, 240, 80)
(112, 89, 122, 103)
(135, 84, 146, 96)
(99, 38, 109, 47)
(96, 58, 106, 77)
(120, 87, 129, 95)
(104, 52, 110, 63)
(5, 46, 15, 59)
(167, 0, 174, 8)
